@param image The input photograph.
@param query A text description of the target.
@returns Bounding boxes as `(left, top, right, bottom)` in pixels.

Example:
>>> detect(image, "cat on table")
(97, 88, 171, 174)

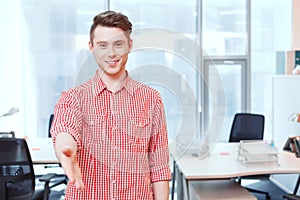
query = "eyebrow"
(95, 39, 126, 45)
(95, 41, 108, 45)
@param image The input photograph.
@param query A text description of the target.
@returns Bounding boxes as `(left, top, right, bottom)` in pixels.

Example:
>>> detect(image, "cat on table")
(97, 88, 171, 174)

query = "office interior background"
(0, 0, 294, 146)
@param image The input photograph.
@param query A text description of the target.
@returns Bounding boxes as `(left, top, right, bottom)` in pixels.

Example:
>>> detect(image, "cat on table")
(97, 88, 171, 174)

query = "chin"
(106, 68, 124, 76)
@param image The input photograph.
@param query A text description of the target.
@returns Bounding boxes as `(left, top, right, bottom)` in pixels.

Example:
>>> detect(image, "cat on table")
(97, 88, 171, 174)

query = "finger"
(74, 163, 84, 191)
(75, 179, 84, 192)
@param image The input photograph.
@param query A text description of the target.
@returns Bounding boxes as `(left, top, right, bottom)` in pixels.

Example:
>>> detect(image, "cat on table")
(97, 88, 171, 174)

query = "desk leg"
(172, 161, 190, 200)
(182, 176, 190, 200)
(171, 160, 176, 200)
(176, 165, 184, 200)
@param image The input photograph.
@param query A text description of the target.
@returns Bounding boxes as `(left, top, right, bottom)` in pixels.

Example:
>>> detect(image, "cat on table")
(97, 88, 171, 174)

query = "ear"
(128, 38, 133, 52)
(88, 41, 94, 52)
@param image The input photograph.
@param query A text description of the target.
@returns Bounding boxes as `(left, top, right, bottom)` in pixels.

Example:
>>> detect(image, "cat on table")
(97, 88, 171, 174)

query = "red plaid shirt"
(51, 70, 171, 200)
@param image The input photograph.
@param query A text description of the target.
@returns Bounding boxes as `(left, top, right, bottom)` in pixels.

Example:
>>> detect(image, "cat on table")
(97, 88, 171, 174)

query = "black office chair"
(229, 113, 271, 199)
(0, 131, 15, 138)
(0, 138, 58, 200)
(229, 113, 265, 142)
(48, 114, 54, 138)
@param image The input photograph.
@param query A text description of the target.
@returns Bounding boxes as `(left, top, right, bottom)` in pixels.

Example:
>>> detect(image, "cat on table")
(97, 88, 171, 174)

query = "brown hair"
(89, 10, 132, 46)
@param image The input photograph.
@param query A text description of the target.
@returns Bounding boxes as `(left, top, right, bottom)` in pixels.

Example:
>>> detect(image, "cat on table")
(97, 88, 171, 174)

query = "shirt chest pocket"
(121, 115, 150, 152)
(82, 114, 106, 144)
(128, 115, 151, 138)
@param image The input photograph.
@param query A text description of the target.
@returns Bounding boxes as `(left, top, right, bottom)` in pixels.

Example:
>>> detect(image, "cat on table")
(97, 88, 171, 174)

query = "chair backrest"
(229, 113, 265, 142)
(48, 114, 54, 138)
(0, 138, 35, 199)
(0, 131, 15, 138)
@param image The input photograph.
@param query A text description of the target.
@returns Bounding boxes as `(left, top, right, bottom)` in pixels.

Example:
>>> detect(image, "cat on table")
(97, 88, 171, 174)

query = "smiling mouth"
(105, 60, 120, 65)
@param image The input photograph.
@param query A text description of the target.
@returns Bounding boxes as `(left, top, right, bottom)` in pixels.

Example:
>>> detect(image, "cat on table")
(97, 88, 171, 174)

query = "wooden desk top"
(176, 142, 300, 180)
(26, 137, 59, 164)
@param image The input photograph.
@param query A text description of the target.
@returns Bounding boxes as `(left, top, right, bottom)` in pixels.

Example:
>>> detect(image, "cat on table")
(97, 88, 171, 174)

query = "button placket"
(110, 122, 117, 200)
(110, 166, 116, 200)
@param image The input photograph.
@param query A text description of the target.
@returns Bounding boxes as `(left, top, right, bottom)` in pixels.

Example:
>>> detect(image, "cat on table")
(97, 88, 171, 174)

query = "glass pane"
(21, 1, 106, 137)
(203, 0, 247, 56)
(251, 0, 292, 141)
(111, 0, 197, 34)
(111, 1, 200, 144)
(208, 63, 242, 141)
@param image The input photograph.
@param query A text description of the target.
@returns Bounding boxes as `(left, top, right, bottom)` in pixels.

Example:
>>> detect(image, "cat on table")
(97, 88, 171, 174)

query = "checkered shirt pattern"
(51, 70, 172, 200)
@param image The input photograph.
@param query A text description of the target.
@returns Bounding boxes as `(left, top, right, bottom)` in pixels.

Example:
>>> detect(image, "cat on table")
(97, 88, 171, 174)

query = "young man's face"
(89, 25, 132, 78)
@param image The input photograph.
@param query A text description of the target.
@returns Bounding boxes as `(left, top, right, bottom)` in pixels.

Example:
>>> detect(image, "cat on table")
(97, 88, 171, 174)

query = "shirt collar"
(92, 69, 136, 96)
(92, 69, 106, 96)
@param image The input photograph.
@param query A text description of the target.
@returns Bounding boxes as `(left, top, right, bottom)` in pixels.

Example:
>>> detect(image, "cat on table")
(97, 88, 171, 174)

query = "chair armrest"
(38, 173, 59, 200)
(38, 173, 68, 188)
(38, 173, 56, 183)
(283, 194, 300, 200)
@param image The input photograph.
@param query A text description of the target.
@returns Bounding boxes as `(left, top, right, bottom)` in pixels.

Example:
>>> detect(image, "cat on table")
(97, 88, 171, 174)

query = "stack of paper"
(237, 140, 279, 166)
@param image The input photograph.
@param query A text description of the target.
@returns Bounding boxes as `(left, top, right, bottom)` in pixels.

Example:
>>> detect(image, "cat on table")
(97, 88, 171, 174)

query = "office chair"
(0, 138, 58, 200)
(229, 113, 271, 199)
(48, 114, 54, 138)
(229, 113, 265, 142)
(0, 131, 15, 138)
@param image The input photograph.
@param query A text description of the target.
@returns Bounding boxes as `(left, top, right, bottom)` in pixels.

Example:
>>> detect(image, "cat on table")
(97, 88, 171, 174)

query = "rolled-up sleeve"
(148, 95, 172, 183)
(50, 89, 82, 150)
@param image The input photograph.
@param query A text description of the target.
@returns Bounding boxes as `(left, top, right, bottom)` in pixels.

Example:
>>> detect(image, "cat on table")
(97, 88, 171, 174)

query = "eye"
(115, 42, 123, 48)
(98, 43, 107, 49)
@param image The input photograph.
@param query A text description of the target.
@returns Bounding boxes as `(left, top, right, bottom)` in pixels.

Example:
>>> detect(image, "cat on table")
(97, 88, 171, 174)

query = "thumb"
(60, 148, 84, 191)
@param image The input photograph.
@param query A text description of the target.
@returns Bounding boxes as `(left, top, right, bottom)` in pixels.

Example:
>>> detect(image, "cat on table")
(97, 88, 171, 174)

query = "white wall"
(271, 75, 300, 194)
(0, 0, 24, 136)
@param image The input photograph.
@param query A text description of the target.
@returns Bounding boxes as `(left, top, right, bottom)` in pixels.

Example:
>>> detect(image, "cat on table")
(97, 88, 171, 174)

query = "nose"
(107, 45, 116, 57)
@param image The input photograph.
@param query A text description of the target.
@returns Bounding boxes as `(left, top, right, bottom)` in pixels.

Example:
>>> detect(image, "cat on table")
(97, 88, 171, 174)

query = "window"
(202, 0, 248, 142)
(203, 0, 247, 56)
(20, 0, 106, 137)
(111, 1, 200, 143)
(0, 0, 293, 147)
(251, 0, 292, 141)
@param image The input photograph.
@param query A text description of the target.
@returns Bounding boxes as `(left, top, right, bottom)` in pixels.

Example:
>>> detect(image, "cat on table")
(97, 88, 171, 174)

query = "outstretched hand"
(60, 147, 84, 192)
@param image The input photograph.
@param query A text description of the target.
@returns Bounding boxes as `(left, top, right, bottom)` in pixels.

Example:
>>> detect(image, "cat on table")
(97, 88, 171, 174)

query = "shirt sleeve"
(50, 89, 82, 150)
(148, 94, 172, 183)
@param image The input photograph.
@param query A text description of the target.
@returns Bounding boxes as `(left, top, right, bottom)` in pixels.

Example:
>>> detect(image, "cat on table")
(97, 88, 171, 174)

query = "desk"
(189, 180, 256, 200)
(173, 143, 300, 200)
(27, 137, 59, 164)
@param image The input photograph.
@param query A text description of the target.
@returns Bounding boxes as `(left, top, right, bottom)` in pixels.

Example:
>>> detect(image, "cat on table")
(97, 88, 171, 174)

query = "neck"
(101, 70, 127, 92)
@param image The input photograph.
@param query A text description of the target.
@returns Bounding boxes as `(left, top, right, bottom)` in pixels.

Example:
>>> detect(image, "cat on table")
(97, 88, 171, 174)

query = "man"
(51, 10, 171, 199)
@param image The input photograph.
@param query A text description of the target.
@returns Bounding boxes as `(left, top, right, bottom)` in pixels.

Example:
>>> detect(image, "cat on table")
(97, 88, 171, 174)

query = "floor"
(243, 179, 287, 200)
(45, 176, 289, 200)
(169, 179, 289, 200)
